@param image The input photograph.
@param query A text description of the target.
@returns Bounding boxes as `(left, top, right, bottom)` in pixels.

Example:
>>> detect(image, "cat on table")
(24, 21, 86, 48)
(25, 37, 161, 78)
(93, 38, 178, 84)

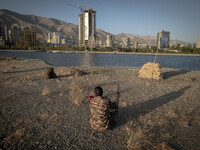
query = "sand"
(0, 57, 200, 150)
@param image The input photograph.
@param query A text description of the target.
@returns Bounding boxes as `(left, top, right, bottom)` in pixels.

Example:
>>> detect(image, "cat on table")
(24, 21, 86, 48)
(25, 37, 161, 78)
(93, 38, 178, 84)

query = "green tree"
(193, 44, 196, 50)
(176, 44, 181, 51)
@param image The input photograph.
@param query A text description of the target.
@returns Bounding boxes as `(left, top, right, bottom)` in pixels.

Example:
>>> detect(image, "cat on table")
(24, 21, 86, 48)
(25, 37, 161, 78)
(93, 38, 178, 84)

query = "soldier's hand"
(116, 93, 120, 99)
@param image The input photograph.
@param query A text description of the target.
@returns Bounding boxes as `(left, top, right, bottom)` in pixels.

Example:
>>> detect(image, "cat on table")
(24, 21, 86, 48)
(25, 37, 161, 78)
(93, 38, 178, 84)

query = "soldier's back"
(89, 96, 110, 131)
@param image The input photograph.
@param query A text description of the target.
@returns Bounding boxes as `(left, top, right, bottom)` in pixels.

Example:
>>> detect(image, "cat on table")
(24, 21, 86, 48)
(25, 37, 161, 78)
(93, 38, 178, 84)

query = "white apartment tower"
(122, 38, 130, 48)
(79, 9, 96, 47)
(11, 24, 21, 44)
(134, 41, 138, 49)
(106, 35, 113, 47)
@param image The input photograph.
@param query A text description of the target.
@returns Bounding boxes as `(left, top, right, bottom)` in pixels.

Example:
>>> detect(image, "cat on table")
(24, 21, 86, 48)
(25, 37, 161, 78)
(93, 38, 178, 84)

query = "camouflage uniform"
(89, 96, 118, 131)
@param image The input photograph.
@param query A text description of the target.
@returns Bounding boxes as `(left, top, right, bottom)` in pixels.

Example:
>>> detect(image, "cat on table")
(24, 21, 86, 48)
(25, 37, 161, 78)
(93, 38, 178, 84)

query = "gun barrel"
(117, 84, 120, 94)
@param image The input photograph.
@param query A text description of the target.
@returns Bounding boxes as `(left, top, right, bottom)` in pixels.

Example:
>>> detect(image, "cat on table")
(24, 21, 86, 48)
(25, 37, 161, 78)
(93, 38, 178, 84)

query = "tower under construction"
(79, 9, 96, 47)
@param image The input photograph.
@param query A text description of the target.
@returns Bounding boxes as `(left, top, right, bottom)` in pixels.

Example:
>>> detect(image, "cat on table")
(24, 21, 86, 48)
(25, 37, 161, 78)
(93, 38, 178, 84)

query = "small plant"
(190, 77, 196, 81)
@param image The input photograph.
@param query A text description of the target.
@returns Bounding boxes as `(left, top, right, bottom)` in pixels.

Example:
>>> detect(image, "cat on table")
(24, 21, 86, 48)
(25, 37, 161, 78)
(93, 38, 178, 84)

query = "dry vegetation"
(0, 57, 200, 149)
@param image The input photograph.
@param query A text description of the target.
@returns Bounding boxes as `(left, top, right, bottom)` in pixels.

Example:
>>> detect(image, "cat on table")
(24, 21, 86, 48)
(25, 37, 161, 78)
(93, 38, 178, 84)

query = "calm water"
(0, 50, 200, 71)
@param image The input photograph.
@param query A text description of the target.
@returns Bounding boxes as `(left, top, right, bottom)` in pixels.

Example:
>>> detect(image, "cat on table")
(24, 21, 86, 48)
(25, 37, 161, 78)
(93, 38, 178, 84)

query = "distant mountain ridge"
(0, 9, 190, 46)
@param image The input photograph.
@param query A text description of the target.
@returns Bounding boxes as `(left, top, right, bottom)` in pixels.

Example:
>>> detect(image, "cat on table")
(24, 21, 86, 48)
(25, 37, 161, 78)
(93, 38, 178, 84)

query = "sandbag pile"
(138, 62, 163, 80)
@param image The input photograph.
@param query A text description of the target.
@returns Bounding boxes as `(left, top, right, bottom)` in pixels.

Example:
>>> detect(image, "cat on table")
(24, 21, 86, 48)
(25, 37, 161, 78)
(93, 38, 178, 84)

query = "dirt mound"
(74, 69, 87, 77)
(0, 56, 7, 60)
(138, 62, 163, 80)
(44, 67, 57, 79)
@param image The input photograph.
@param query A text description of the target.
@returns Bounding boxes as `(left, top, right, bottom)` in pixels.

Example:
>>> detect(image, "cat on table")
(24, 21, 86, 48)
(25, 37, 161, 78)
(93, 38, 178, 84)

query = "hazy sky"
(0, 0, 200, 43)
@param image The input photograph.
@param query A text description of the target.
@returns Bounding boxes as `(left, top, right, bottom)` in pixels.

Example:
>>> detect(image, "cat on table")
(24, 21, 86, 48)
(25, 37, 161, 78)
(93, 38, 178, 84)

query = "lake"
(0, 50, 200, 71)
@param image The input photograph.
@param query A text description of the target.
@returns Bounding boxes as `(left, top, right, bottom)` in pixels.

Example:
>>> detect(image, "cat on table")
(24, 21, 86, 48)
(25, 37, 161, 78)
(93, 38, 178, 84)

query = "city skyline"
(0, 0, 200, 44)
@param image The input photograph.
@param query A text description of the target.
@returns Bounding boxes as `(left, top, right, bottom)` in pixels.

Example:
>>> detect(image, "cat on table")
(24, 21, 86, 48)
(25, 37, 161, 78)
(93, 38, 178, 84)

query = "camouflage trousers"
(108, 108, 118, 129)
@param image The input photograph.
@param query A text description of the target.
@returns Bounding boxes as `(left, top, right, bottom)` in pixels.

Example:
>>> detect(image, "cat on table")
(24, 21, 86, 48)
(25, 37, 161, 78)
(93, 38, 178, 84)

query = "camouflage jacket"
(89, 96, 118, 131)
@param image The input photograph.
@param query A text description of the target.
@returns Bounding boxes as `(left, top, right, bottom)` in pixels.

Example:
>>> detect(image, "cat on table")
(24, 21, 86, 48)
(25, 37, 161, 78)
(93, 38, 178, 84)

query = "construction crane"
(66, 3, 85, 13)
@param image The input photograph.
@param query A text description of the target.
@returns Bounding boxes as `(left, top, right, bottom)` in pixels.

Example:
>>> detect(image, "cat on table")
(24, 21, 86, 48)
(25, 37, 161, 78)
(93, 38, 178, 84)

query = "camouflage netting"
(138, 62, 163, 80)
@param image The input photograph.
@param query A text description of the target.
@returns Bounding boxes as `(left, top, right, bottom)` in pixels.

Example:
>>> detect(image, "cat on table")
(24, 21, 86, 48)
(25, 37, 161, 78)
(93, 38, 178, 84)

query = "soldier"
(89, 86, 120, 131)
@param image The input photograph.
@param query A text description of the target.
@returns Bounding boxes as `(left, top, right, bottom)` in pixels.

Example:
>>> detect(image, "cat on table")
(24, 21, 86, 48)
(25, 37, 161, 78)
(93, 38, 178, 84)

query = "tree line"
(0, 44, 200, 54)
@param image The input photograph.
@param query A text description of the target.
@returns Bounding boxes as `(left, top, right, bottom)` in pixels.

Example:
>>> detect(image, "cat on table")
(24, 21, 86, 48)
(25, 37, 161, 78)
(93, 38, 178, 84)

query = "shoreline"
(1, 49, 200, 57)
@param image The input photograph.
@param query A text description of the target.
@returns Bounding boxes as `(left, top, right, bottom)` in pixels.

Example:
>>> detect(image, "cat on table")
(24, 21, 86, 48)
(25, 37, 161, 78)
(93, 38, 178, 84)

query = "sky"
(0, 0, 200, 44)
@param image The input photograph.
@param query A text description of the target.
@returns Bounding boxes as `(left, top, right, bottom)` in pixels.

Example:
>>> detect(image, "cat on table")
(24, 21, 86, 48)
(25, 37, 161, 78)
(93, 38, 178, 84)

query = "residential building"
(61, 39, 66, 45)
(0, 23, 10, 44)
(47, 33, 51, 43)
(51, 32, 61, 45)
(134, 41, 138, 49)
(4, 26, 9, 44)
(157, 30, 170, 49)
(0, 36, 5, 45)
(106, 35, 113, 47)
(122, 38, 130, 48)
(0, 23, 4, 38)
(11, 24, 21, 44)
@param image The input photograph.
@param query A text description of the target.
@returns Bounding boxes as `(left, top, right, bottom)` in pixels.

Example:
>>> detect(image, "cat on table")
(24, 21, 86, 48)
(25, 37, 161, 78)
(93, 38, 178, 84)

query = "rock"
(45, 67, 57, 79)
(0, 56, 7, 60)
(12, 56, 17, 60)
(74, 69, 87, 77)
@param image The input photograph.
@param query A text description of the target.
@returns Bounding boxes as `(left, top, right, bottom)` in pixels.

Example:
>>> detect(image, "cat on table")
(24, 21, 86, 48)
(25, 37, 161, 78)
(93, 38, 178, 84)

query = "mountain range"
(0, 9, 190, 46)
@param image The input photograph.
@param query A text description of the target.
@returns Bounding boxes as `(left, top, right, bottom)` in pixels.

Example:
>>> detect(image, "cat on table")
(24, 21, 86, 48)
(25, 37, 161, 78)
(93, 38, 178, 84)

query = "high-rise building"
(0, 23, 4, 38)
(50, 32, 61, 44)
(4, 26, 9, 44)
(157, 30, 170, 49)
(21, 27, 37, 47)
(198, 36, 200, 48)
(0, 23, 9, 44)
(11, 24, 21, 44)
(122, 38, 130, 48)
(79, 9, 96, 47)
(134, 41, 138, 49)
(47, 33, 51, 43)
(0, 23, 5, 45)
(8, 30, 12, 44)
(61, 39, 66, 45)
(96, 39, 105, 48)
(47, 32, 66, 45)
(106, 35, 113, 47)
(0, 23, 23, 45)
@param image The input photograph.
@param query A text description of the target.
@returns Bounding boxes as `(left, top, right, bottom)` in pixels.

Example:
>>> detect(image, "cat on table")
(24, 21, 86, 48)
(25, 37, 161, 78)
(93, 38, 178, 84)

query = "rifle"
(115, 84, 120, 106)
(117, 84, 120, 94)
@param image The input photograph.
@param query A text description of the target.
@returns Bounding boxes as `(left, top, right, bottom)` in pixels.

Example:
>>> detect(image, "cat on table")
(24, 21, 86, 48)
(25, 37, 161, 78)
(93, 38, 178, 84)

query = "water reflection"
(80, 53, 95, 67)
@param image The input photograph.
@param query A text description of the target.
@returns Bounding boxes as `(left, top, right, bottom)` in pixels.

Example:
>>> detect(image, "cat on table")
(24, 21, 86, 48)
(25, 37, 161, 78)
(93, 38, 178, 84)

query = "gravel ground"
(0, 57, 200, 150)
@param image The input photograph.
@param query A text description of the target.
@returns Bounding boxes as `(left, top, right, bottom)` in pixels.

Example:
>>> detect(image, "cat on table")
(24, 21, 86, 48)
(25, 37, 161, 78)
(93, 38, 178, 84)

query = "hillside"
(0, 9, 189, 46)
